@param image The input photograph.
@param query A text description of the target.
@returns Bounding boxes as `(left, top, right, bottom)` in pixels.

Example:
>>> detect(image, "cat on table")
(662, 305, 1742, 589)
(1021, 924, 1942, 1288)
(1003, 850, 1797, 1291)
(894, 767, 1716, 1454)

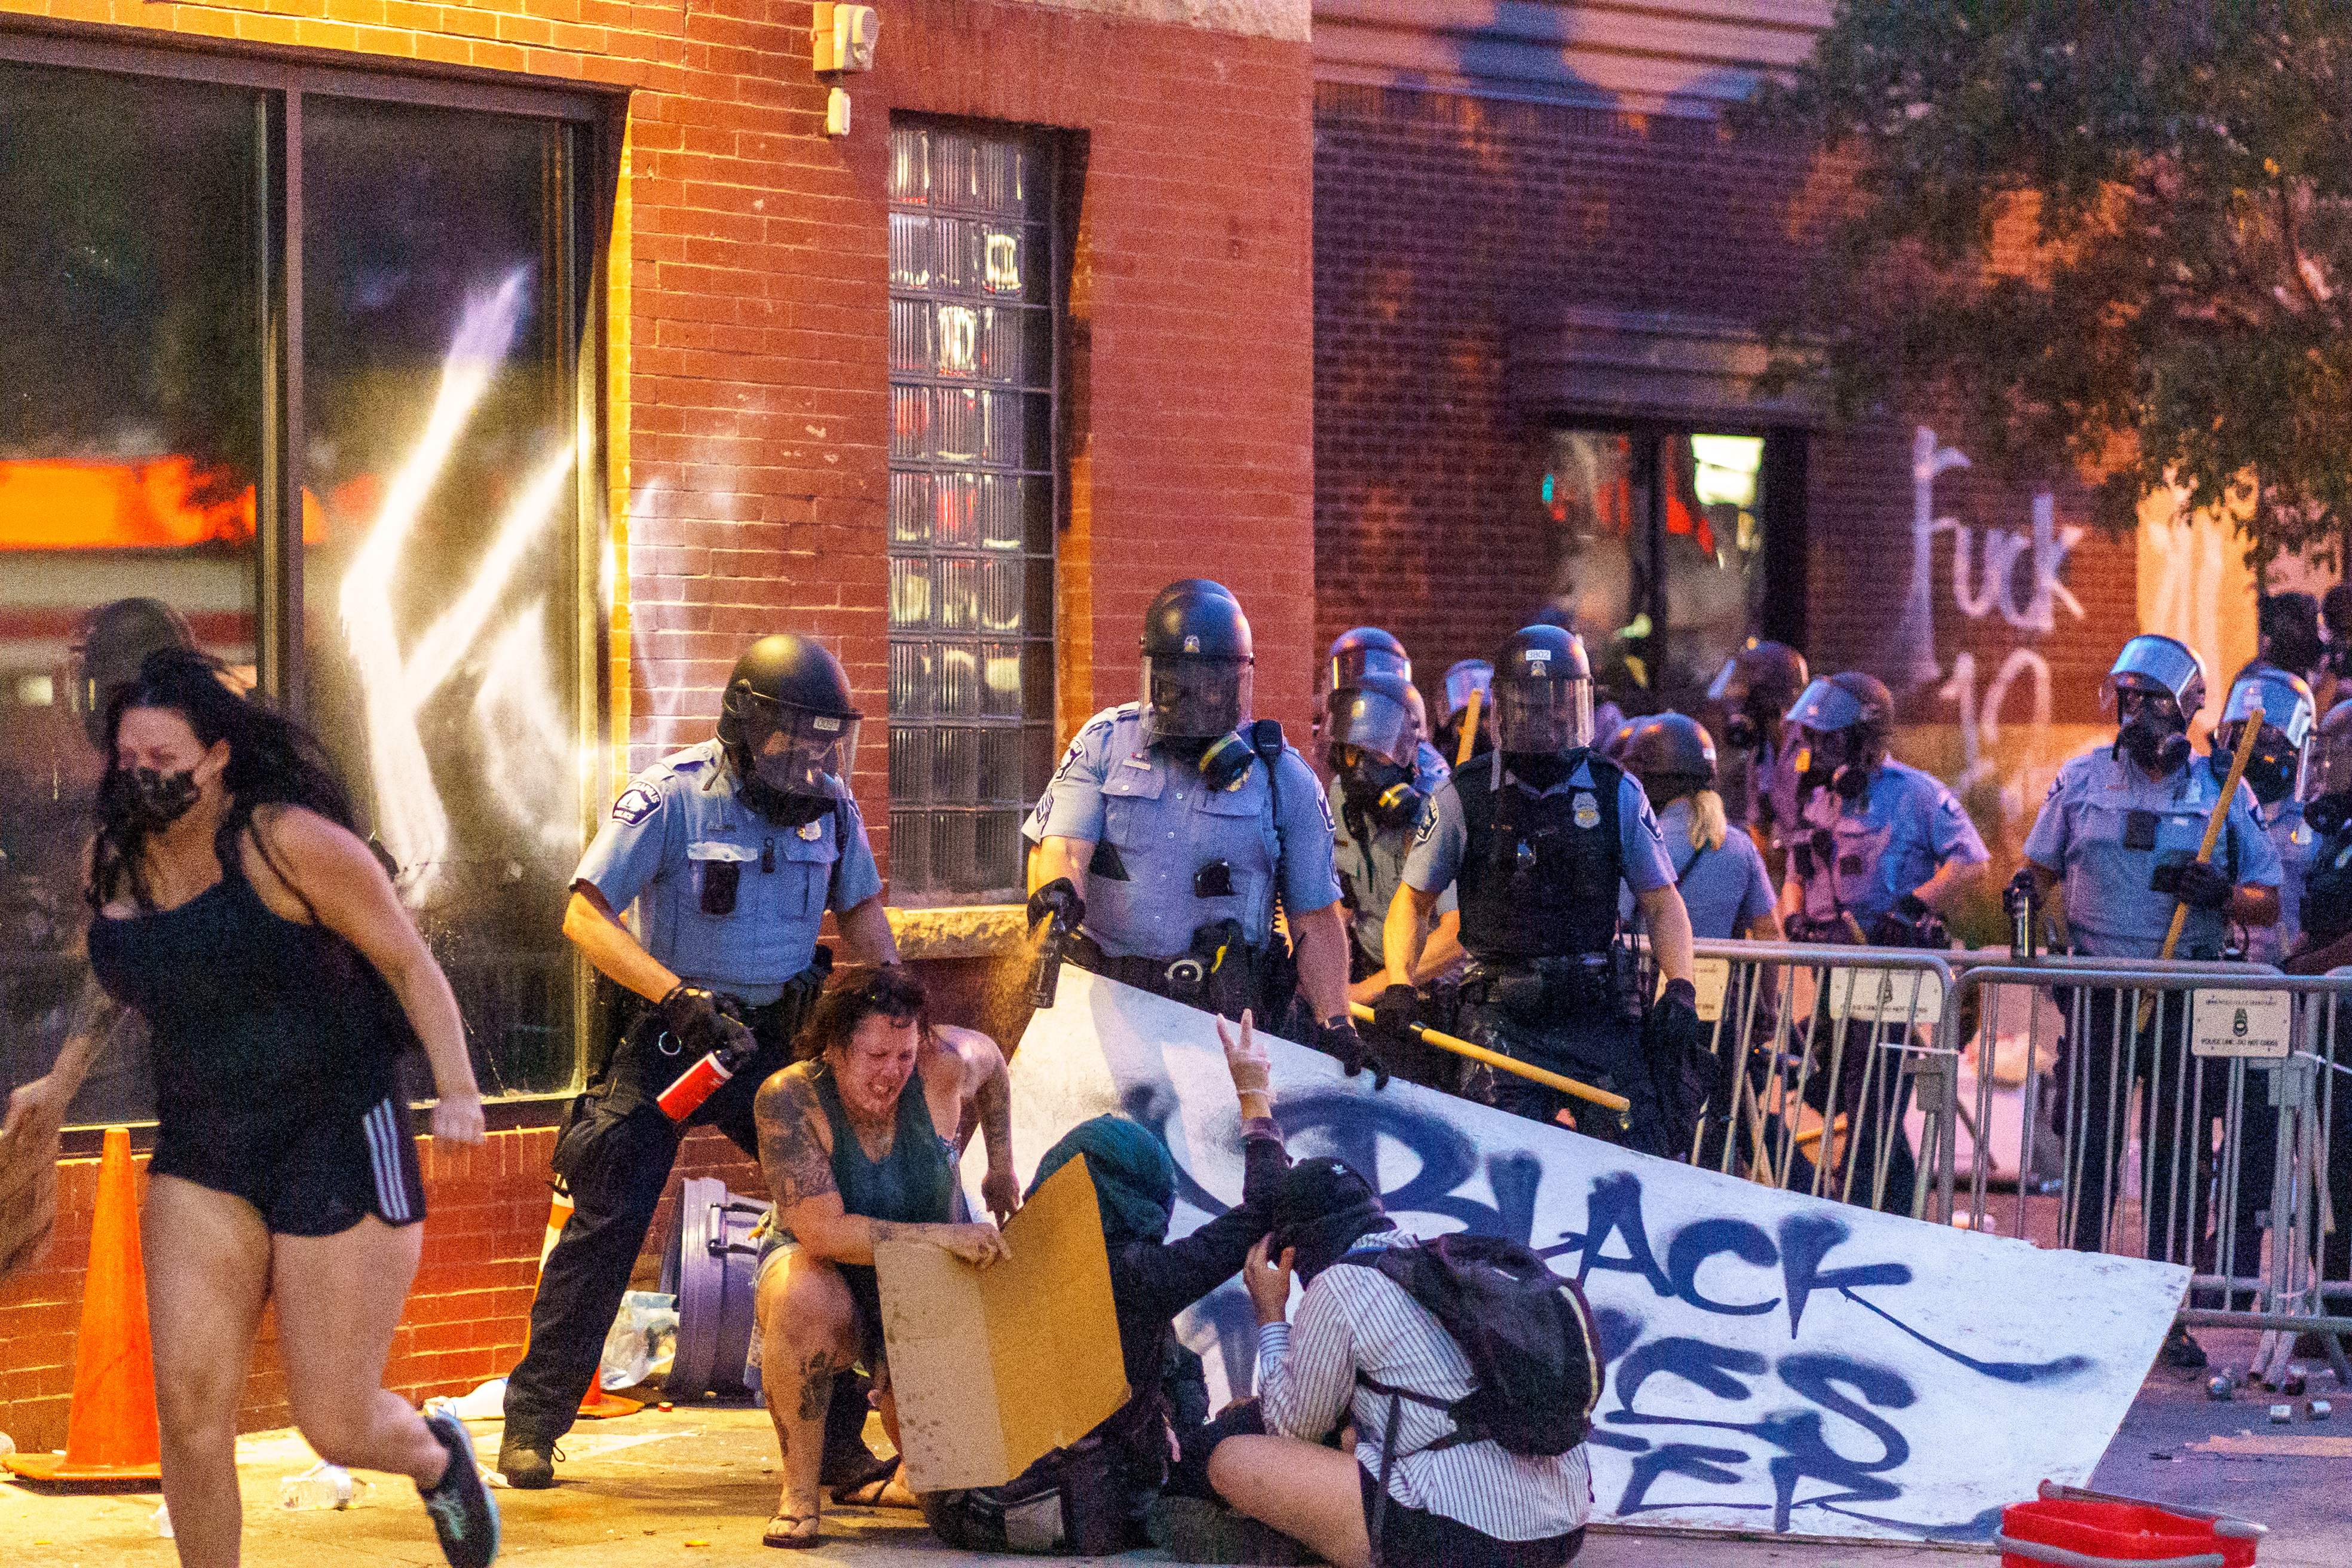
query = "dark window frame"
(1541, 417, 1808, 709)
(884, 114, 1067, 908)
(1, 21, 622, 1141)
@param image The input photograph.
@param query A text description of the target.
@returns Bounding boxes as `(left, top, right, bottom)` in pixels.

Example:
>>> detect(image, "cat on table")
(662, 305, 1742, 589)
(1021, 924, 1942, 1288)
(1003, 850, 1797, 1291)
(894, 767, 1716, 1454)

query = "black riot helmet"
(1707, 639, 1809, 753)
(1621, 713, 1718, 809)
(1786, 670, 1893, 799)
(717, 635, 863, 826)
(1327, 627, 1410, 694)
(1328, 671, 1426, 829)
(71, 598, 196, 751)
(1140, 579, 1254, 747)
(1491, 624, 1595, 765)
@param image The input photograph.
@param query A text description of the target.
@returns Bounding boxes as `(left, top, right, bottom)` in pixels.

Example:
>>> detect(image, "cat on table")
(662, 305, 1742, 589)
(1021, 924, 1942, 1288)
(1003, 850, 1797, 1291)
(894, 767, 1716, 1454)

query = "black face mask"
(1506, 752, 1570, 791)
(105, 765, 202, 834)
(2117, 713, 2191, 776)
(1723, 713, 1760, 752)
(737, 767, 832, 828)
(2222, 743, 2297, 806)
(2306, 792, 2352, 838)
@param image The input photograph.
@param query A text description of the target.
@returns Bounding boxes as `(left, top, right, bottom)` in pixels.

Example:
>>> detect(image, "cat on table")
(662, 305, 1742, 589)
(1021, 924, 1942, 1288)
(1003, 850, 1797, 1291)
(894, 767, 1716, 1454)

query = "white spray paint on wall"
(1892, 426, 2086, 823)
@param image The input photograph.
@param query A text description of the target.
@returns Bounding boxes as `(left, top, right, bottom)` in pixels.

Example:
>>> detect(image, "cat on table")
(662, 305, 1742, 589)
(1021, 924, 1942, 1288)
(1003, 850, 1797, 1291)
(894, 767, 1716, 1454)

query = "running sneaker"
(419, 1409, 502, 1567)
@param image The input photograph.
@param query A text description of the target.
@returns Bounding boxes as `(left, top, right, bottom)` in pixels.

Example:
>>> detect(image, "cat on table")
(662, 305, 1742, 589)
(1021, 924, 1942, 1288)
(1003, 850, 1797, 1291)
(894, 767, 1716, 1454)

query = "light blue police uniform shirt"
(2022, 745, 2283, 960)
(1402, 752, 1678, 899)
(2247, 795, 2313, 965)
(1785, 758, 1989, 930)
(1328, 745, 1456, 965)
(1024, 705, 1343, 960)
(1618, 797, 1777, 940)
(573, 737, 883, 1003)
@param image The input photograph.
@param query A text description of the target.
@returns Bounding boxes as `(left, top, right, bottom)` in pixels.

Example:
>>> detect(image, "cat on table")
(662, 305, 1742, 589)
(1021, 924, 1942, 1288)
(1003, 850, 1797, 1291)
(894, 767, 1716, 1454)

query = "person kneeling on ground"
(924, 1009, 1293, 1554)
(750, 967, 1016, 1549)
(1200, 1161, 1592, 1568)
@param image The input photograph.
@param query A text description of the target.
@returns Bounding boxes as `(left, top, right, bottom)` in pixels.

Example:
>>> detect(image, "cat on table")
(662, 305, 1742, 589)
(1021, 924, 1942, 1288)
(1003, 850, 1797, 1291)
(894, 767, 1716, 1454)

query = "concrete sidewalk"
(4, 1334, 2342, 1567)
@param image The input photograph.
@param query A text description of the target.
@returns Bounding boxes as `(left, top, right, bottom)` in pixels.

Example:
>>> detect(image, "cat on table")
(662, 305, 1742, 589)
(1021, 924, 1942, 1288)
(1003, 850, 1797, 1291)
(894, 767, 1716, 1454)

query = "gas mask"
(2114, 697, 2190, 776)
(1723, 712, 1760, 752)
(2214, 724, 2298, 806)
(1506, 752, 1572, 792)
(1332, 746, 1422, 830)
(2307, 792, 2352, 838)
(103, 765, 201, 834)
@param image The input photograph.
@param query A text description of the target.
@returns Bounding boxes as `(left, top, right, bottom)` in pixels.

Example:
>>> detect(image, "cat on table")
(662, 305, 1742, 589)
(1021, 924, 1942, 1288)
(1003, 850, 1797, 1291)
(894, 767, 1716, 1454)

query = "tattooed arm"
(1, 976, 125, 1147)
(753, 1064, 1009, 1268)
(929, 1025, 1019, 1223)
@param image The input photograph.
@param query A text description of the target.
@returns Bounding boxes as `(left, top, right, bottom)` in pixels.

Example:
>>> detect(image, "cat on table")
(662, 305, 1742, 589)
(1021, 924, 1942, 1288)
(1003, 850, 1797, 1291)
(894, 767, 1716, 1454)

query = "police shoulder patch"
(611, 782, 662, 826)
(1411, 795, 1440, 847)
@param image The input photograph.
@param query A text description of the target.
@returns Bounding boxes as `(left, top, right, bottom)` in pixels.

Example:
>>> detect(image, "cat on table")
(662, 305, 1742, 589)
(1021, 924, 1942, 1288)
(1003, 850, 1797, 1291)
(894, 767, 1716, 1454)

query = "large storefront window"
(885, 120, 1059, 905)
(0, 46, 603, 1125)
(1541, 428, 1774, 713)
(302, 100, 589, 1098)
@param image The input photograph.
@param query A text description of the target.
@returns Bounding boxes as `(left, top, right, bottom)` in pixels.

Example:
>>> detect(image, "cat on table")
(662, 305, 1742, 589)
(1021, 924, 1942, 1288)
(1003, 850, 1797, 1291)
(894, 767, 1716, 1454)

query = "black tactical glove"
(1317, 1016, 1389, 1091)
(1026, 876, 1085, 933)
(659, 984, 752, 1058)
(1645, 978, 1704, 1058)
(1371, 982, 1421, 1045)
(2151, 858, 2233, 911)
(1869, 893, 1934, 948)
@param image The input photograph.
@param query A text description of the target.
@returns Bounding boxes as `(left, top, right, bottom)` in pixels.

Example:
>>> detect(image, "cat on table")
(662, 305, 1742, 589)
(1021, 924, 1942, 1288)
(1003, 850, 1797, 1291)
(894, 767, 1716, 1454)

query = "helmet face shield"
(2224, 669, 2316, 748)
(737, 694, 859, 797)
(1325, 686, 1414, 766)
(2102, 635, 2207, 719)
(1784, 677, 1863, 733)
(1443, 660, 1493, 719)
(1331, 645, 1410, 693)
(1141, 654, 1251, 742)
(1493, 677, 1593, 756)
(2304, 715, 2352, 803)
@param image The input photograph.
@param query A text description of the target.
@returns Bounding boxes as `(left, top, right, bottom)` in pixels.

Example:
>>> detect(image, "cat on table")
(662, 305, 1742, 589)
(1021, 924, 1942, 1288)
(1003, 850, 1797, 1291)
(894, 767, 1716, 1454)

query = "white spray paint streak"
(472, 601, 578, 853)
(335, 270, 559, 901)
(2140, 487, 2232, 728)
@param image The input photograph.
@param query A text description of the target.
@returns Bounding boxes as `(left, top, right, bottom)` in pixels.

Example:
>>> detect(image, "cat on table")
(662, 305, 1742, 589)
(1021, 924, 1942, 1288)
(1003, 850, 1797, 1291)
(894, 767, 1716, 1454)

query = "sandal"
(830, 1461, 918, 1509)
(762, 1511, 821, 1549)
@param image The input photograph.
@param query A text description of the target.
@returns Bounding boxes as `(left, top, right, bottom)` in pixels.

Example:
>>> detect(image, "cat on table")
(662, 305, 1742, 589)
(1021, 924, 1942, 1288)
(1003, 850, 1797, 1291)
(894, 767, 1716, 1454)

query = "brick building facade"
(0, 0, 1313, 1450)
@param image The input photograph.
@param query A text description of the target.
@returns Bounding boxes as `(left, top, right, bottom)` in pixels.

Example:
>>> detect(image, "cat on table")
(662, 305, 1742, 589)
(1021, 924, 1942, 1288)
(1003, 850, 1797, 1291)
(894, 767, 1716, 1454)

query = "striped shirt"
(1255, 1229, 1593, 1541)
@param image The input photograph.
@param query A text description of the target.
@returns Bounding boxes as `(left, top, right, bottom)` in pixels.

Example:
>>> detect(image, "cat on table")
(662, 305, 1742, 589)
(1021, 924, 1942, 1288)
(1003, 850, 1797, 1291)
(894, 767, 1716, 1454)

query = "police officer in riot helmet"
(1326, 670, 1463, 1062)
(1780, 671, 1989, 949)
(1619, 713, 1781, 945)
(1705, 639, 1808, 840)
(1777, 671, 1986, 1215)
(1376, 624, 1708, 1157)
(1434, 658, 1494, 762)
(1312, 626, 1411, 750)
(2212, 665, 2317, 966)
(2278, 699, 2352, 1313)
(2013, 634, 2280, 1364)
(501, 634, 938, 1486)
(1025, 580, 1377, 1079)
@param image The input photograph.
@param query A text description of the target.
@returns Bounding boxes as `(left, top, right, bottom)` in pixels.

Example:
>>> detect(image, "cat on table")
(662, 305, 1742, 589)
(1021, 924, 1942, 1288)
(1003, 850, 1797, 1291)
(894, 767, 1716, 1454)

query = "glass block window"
(887, 122, 1058, 904)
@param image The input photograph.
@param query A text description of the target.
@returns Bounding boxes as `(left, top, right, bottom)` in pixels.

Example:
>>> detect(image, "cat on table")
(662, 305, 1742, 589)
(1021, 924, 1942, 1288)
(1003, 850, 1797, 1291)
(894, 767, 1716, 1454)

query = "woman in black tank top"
(69, 651, 500, 1568)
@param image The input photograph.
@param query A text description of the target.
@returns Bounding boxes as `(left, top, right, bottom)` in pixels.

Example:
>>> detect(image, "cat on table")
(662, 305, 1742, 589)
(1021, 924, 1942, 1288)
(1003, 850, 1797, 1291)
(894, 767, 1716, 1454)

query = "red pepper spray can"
(657, 1045, 740, 1122)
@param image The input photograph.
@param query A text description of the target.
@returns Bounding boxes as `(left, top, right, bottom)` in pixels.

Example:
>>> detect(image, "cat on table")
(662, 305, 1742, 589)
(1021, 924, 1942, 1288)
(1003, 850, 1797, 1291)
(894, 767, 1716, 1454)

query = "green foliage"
(1742, 1, 2352, 561)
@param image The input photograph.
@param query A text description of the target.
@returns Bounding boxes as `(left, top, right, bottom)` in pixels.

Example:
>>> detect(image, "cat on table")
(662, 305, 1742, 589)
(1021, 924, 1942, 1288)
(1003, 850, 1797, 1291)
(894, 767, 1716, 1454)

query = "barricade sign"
(1657, 954, 1731, 1021)
(1829, 964, 1944, 1024)
(2189, 988, 2291, 1059)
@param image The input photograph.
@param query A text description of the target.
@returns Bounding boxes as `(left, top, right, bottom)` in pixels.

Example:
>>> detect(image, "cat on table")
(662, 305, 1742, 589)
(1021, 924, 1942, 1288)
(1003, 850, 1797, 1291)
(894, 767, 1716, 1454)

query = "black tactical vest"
(2305, 825, 2352, 948)
(1455, 752, 1626, 960)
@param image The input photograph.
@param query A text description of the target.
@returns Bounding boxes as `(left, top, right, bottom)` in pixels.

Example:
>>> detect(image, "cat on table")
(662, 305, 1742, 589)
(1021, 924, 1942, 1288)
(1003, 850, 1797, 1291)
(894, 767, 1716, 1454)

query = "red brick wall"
(0, 0, 1312, 1451)
(1310, 79, 2137, 858)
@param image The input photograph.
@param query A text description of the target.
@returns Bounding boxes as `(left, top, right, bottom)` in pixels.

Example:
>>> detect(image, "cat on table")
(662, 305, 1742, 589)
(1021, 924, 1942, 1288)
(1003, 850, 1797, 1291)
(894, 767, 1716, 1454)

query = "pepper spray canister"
(656, 1022, 757, 1123)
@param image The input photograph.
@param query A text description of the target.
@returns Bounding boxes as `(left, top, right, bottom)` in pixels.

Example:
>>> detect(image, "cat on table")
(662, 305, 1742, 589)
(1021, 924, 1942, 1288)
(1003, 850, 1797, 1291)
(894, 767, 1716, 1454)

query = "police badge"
(1573, 791, 1600, 829)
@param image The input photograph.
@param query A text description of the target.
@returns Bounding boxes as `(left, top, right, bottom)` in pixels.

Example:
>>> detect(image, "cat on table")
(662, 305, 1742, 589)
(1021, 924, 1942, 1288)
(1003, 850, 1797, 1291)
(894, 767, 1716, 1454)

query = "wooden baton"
(1454, 687, 1483, 767)
(2137, 703, 2264, 1029)
(1348, 1002, 1633, 1122)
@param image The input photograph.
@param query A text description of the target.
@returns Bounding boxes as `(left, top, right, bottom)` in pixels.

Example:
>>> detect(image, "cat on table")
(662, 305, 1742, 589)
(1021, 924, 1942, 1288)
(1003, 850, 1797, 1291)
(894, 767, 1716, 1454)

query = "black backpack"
(1342, 1232, 1603, 1456)
(1342, 1235, 1602, 1561)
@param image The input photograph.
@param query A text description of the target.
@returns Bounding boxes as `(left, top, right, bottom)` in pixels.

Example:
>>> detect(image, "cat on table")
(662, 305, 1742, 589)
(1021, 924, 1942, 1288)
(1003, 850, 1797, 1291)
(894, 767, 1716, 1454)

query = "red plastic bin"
(1996, 1483, 2262, 1568)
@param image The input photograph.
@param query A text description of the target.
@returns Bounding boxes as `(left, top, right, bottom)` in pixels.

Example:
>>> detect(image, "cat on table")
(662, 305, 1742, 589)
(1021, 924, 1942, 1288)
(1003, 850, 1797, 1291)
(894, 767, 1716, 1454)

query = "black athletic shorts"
(1356, 1466, 1584, 1568)
(152, 1093, 427, 1237)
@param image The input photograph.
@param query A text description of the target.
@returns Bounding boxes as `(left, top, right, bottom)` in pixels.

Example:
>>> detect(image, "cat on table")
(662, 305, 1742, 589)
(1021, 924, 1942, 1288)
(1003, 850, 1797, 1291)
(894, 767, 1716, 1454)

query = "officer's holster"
(1068, 920, 1299, 1034)
(552, 966, 825, 1206)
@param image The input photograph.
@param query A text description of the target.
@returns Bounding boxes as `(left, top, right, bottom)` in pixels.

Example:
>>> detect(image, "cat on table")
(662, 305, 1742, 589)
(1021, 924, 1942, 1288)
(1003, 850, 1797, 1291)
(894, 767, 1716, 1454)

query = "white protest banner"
(971, 967, 2188, 1544)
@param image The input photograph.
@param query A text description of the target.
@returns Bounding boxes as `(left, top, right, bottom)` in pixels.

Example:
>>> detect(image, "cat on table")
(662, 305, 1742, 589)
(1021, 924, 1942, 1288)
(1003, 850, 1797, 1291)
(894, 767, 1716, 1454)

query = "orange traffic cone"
(5, 1126, 163, 1481)
(527, 1178, 640, 1421)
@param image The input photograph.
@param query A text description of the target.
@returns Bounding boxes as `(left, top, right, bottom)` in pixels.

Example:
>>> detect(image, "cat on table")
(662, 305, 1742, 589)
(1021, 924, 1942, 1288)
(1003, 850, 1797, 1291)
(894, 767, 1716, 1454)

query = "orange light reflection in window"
(0, 458, 326, 550)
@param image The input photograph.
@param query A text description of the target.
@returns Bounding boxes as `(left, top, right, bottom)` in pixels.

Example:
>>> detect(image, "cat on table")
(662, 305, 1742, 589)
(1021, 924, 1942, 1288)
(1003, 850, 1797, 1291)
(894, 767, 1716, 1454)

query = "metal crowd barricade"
(1928, 960, 2352, 1385)
(1673, 938, 1960, 1220)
